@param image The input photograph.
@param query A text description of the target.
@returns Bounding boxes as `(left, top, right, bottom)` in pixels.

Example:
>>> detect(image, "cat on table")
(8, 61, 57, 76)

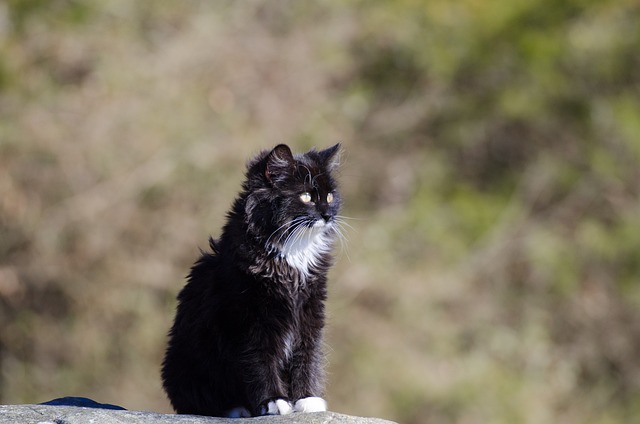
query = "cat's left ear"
(266, 144, 296, 184)
(320, 143, 341, 172)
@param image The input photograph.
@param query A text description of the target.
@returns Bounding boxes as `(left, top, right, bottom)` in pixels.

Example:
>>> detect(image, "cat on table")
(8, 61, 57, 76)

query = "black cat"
(161, 144, 343, 417)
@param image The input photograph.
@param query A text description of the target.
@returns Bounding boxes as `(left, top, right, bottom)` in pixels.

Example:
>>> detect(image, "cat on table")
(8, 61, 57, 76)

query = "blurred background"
(1, 1, 640, 423)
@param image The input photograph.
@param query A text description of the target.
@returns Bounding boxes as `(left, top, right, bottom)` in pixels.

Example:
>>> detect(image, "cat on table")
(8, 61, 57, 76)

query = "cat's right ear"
(320, 143, 341, 172)
(265, 144, 295, 184)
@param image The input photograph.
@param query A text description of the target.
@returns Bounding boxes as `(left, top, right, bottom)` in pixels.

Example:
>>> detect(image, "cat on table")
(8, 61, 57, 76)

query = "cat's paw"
(293, 397, 327, 413)
(260, 398, 293, 416)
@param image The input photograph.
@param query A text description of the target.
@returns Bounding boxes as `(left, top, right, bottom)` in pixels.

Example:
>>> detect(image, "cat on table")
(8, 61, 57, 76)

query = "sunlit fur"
(294, 396, 328, 413)
(273, 219, 335, 282)
(162, 144, 342, 417)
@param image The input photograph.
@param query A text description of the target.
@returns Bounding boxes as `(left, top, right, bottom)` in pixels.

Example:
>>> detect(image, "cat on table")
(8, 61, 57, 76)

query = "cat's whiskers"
(280, 226, 301, 253)
(280, 218, 309, 249)
(278, 220, 308, 247)
(278, 217, 336, 276)
(333, 215, 356, 250)
(332, 218, 351, 262)
(282, 219, 315, 253)
(299, 164, 314, 188)
(332, 220, 347, 245)
(269, 216, 306, 242)
(335, 214, 360, 223)
(266, 217, 307, 250)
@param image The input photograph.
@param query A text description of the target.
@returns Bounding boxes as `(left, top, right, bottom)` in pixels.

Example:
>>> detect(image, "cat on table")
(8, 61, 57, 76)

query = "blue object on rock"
(40, 396, 126, 410)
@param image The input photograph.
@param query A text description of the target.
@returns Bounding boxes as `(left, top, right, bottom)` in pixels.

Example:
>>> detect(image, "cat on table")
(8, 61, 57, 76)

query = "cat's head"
(243, 144, 342, 255)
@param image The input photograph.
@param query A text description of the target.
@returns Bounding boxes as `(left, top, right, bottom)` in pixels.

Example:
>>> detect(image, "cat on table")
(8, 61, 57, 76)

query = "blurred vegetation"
(1, 1, 639, 423)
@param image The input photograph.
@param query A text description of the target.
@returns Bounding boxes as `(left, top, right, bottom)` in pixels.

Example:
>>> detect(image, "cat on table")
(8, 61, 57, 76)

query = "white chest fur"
(280, 220, 332, 277)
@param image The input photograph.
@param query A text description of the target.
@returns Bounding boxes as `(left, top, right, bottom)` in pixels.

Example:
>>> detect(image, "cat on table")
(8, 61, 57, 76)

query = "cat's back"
(177, 244, 253, 321)
(171, 247, 231, 330)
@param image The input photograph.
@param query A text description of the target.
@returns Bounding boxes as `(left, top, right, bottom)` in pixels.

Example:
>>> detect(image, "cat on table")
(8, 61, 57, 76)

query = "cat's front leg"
(244, 357, 292, 416)
(289, 299, 327, 412)
(242, 329, 293, 416)
(289, 339, 327, 414)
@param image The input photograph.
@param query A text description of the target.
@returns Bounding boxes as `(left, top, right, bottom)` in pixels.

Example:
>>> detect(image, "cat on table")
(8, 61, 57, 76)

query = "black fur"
(161, 144, 341, 417)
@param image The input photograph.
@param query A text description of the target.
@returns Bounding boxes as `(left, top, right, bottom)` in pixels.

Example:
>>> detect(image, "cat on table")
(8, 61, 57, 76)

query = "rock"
(0, 404, 397, 424)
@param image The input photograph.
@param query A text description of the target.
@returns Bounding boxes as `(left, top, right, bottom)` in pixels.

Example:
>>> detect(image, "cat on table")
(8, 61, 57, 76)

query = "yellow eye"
(300, 192, 312, 203)
(327, 192, 334, 203)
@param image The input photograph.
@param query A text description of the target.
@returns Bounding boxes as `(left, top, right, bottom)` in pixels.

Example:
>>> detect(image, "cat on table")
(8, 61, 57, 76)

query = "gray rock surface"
(0, 404, 397, 424)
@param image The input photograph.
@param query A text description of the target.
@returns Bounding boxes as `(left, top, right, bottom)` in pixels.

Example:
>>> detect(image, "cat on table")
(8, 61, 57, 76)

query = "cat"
(161, 143, 343, 417)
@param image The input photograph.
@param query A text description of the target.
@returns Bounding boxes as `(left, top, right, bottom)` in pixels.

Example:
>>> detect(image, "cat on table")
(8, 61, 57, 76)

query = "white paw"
(265, 399, 293, 415)
(294, 397, 327, 413)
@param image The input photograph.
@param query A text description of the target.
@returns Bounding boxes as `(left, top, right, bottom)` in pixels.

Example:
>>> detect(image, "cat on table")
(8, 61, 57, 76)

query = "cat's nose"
(321, 212, 332, 222)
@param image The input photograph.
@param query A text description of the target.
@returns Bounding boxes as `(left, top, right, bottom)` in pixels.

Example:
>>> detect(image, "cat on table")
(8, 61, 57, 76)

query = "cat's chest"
(278, 295, 308, 363)
(278, 223, 331, 278)
(252, 242, 329, 290)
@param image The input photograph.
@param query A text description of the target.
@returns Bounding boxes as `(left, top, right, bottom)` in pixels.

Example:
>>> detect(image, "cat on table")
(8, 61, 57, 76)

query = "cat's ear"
(320, 143, 341, 172)
(266, 144, 295, 184)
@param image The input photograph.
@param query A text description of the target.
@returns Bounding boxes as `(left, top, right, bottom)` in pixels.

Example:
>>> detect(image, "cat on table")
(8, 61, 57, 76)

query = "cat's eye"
(327, 192, 334, 204)
(300, 192, 312, 203)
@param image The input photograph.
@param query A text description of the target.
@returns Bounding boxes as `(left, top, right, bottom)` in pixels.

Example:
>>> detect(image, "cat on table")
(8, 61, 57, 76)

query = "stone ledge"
(0, 404, 397, 424)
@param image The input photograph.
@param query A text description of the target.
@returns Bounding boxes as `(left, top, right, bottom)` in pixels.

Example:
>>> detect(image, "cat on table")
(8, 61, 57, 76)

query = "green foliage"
(1, 1, 639, 423)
